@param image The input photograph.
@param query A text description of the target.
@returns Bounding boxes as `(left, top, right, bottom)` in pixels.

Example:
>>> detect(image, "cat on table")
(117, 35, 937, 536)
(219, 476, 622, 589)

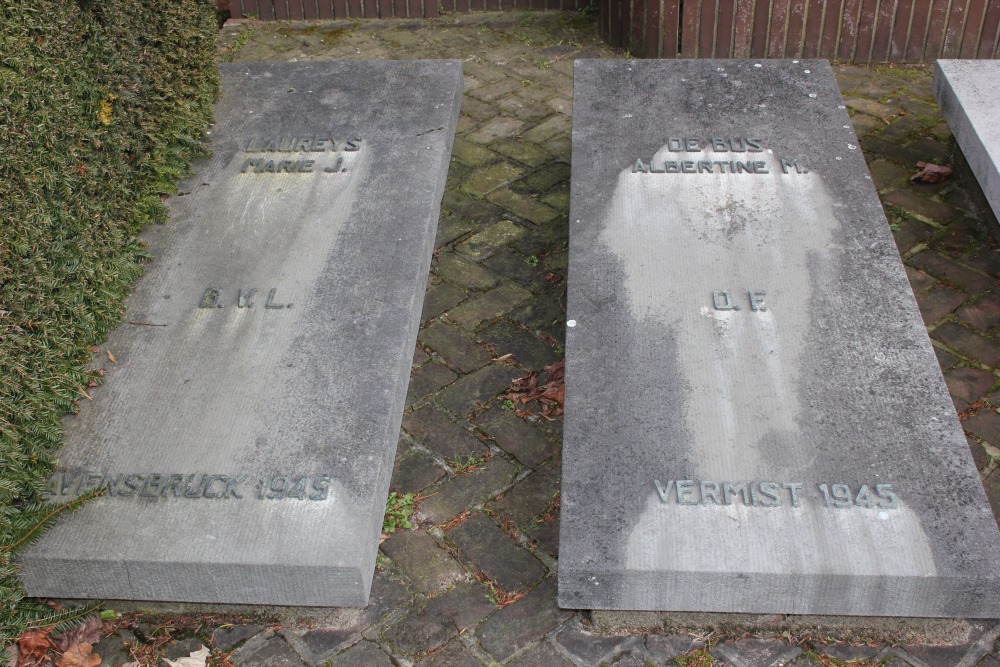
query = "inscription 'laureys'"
(46, 470, 332, 501)
(654, 479, 900, 509)
(239, 136, 363, 175)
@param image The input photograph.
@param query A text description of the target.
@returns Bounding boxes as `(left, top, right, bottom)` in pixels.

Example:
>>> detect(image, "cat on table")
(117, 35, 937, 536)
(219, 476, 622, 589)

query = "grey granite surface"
(20, 60, 463, 606)
(560, 59, 1000, 617)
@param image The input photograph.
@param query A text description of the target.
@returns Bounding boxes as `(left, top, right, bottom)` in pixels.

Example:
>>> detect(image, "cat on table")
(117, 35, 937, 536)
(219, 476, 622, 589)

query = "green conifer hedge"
(0, 0, 219, 646)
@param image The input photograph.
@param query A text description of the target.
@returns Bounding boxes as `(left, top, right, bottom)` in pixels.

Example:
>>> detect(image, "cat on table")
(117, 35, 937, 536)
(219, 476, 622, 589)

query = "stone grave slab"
(559, 59, 1000, 617)
(934, 60, 1000, 220)
(19, 61, 463, 606)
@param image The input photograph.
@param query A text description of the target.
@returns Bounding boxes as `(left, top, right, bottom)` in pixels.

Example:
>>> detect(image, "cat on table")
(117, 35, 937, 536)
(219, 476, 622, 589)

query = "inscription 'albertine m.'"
(559, 60, 1000, 618)
(19, 61, 464, 607)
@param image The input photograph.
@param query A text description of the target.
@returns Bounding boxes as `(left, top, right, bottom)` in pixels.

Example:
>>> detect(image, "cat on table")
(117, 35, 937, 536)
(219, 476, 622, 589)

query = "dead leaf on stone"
(162, 645, 210, 667)
(55, 617, 101, 652)
(16, 630, 53, 667)
(55, 644, 100, 667)
(107, 351, 116, 363)
(503, 359, 564, 419)
(911, 161, 952, 183)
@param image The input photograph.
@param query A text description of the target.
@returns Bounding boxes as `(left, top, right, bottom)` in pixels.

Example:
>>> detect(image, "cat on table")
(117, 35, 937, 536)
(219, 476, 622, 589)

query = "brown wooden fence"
(228, 0, 588, 19)
(228, 0, 1000, 63)
(600, 0, 1000, 60)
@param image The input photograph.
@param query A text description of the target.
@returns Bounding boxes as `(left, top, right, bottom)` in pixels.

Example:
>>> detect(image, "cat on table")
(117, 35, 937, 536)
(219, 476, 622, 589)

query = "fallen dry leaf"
(163, 645, 210, 667)
(17, 630, 53, 667)
(55, 616, 101, 652)
(911, 161, 952, 183)
(503, 359, 564, 419)
(56, 643, 100, 667)
(107, 351, 116, 363)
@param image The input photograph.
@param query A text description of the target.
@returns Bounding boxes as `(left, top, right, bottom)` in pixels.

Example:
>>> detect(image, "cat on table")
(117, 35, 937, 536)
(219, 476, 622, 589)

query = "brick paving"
(94, 13, 1000, 667)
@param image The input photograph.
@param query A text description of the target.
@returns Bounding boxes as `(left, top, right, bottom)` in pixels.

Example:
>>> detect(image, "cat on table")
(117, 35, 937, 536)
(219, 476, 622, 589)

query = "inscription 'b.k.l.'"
(199, 287, 292, 310)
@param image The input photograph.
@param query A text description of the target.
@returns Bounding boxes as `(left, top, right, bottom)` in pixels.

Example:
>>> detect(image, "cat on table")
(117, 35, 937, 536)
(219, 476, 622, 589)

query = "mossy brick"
(862, 136, 935, 166)
(518, 81, 562, 103)
(441, 189, 504, 222)
(456, 220, 527, 260)
(883, 189, 961, 224)
(421, 282, 467, 322)
(540, 134, 572, 158)
(895, 95, 942, 119)
(510, 222, 568, 258)
(945, 368, 995, 411)
(460, 95, 500, 123)
(507, 643, 576, 667)
(447, 512, 546, 591)
(450, 137, 499, 167)
(892, 217, 935, 255)
(231, 634, 306, 667)
(850, 113, 883, 139)
(962, 408, 1000, 446)
(419, 322, 493, 373)
(490, 459, 560, 527)
(933, 322, 1000, 366)
(477, 404, 555, 467)
(543, 249, 568, 272)
(930, 217, 989, 257)
(510, 299, 567, 342)
(476, 578, 570, 662)
(466, 116, 529, 145)
(541, 188, 570, 211)
(459, 162, 527, 197)
(436, 214, 475, 247)
(843, 96, 893, 118)
(547, 97, 572, 114)
(917, 284, 968, 324)
(463, 59, 507, 83)
(908, 251, 994, 292)
(391, 447, 446, 495)
(380, 581, 494, 657)
(984, 469, 1000, 522)
(486, 189, 560, 225)
(437, 364, 524, 416)
(905, 265, 937, 292)
(552, 620, 638, 665)
(492, 138, 553, 168)
(906, 137, 951, 163)
(512, 161, 571, 195)
(521, 115, 571, 144)
(407, 361, 458, 405)
(416, 641, 484, 667)
(526, 519, 559, 559)
(479, 321, 559, 372)
(468, 77, 524, 102)
(877, 114, 931, 142)
(958, 294, 1000, 332)
(446, 284, 534, 330)
(869, 158, 911, 191)
(712, 639, 802, 667)
(463, 75, 482, 93)
(482, 248, 547, 289)
(380, 530, 466, 596)
(330, 641, 393, 667)
(419, 456, 520, 524)
(934, 344, 961, 371)
(414, 345, 430, 367)
(456, 114, 479, 135)
(436, 252, 502, 292)
(497, 96, 551, 123)
(402, 407, 487, 461)
(289, 571, 411, 661)
(965, 247, 1000, 279)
